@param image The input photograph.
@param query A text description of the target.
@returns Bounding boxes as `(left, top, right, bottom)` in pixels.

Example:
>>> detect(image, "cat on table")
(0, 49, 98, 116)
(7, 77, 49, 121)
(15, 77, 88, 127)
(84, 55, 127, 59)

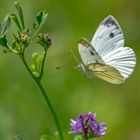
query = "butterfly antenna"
(70, 49, 79, 64)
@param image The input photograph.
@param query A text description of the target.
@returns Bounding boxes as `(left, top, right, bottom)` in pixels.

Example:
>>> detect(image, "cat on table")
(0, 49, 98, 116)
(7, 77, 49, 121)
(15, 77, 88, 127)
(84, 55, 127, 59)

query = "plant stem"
(20, 54, 64, 140)
(84, 133, 88, 140)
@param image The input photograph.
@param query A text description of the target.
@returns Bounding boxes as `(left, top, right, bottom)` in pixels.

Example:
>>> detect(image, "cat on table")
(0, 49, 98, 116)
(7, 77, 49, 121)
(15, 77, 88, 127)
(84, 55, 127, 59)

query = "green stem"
(20, 54, 64, 140)
(84, 134, 88, 140)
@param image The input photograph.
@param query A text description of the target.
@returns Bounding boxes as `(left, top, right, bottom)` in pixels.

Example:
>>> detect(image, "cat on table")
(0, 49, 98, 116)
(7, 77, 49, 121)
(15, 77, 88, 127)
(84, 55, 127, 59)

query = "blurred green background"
(0, 0, 140, 140)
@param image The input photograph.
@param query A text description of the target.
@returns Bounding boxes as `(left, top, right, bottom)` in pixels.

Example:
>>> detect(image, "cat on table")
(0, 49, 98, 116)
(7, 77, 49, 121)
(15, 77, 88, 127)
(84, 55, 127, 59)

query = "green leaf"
(0, 15, 11, 36)
(35, 53, 44, 73)
(9, 13, 22, 31)
(0, 35, 8, 48)
(11, 39, 20, 53)
(14, 1, 25, 30)
(31, 52, 45, 78)
(30, 64, 40, 78)
(40, 134, 53, 140)
(32, 52, 39, 61)
(33, 11, 48, 34)
(33, 52, 44, 73)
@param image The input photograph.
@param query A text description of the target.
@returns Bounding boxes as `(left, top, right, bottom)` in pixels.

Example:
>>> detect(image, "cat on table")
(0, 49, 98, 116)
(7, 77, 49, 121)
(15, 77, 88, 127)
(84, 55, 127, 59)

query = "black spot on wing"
(109, 32, 114, 38)
(90, 50, 95, 55)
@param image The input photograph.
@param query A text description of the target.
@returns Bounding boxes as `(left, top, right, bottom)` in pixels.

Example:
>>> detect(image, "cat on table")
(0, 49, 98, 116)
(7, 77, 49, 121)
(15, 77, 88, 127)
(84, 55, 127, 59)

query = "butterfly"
(77, 15, 136, 84)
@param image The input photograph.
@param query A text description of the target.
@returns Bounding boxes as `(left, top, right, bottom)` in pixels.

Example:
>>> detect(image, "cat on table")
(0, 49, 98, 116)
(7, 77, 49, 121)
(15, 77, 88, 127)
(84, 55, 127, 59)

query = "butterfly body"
(77, 15, 136, 84)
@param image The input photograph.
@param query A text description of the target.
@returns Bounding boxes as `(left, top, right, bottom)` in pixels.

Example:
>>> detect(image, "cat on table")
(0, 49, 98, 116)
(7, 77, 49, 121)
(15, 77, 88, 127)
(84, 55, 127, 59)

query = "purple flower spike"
(94, 122, 107, 137)
(69, 112, 107, 139)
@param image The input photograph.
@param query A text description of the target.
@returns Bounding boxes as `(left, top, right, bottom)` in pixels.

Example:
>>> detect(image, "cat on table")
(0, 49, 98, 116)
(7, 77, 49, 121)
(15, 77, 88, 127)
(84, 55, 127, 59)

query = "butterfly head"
(75, 63, 85, 72)
(75, 63, 93, 79)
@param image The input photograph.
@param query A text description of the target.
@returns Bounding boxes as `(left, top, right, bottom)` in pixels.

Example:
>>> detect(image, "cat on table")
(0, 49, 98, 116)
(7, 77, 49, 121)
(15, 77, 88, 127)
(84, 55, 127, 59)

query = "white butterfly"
(77, 15, 136, 84)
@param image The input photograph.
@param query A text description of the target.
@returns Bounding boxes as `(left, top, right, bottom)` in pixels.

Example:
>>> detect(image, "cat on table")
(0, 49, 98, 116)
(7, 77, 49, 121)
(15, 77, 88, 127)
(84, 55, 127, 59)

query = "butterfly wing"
(78, 38, 104, 65)
(88, 63, 125, 84)
(91, 15, 124, 57)
(91, 15, 136, 79)
(102, 47, 136, 79)
(78, 38, 125, 84)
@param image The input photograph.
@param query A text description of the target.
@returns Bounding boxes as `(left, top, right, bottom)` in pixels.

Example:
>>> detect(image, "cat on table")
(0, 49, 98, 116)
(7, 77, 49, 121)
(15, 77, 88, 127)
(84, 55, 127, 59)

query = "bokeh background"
(0, 0, 139, 140)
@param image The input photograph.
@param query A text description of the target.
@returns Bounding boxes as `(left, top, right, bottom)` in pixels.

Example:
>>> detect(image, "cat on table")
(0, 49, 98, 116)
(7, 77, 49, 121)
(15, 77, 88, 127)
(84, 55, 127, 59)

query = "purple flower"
(69, 112, 107, 138)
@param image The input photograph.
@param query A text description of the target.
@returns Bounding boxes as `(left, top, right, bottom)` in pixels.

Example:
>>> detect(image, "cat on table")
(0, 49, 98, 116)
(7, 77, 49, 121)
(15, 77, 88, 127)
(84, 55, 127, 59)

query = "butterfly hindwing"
(88, 63, 125, 84)
(102, 46, 136, 79)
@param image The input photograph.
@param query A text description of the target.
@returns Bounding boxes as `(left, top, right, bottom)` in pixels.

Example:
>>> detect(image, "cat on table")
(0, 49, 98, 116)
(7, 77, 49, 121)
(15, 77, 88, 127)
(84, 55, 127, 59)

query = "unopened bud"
(37, 33, 51, 48)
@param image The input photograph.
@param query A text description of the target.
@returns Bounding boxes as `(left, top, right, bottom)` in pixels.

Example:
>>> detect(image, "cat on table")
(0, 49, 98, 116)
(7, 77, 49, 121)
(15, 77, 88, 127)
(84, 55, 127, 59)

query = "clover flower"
(70, 112, 107, 139)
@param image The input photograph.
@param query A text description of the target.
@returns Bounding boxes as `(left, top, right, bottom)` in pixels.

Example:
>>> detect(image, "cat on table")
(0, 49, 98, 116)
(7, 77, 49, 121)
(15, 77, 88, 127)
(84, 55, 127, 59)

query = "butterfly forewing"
(91, 15, 124, 58)
(78, 38, 105, 65)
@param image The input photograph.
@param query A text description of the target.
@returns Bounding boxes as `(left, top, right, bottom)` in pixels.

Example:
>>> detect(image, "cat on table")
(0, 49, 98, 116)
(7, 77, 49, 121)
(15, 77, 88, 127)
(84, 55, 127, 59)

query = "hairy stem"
(20, 54, 64, 140)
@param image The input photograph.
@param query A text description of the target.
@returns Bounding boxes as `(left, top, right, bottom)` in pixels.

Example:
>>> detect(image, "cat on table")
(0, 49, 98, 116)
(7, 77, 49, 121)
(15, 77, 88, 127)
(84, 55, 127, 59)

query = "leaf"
(11, 39, 20, 53)
(9, 13, 22, 31)
(33, 11, 48, 34)
(33, 52, 44, 73)
(30, 64, 40, 78)
(0, 15, 11, 36)
(31, 52, 45, 78)
(0, 35, 8, 48)
(35, 53, 44, 73)
(14, 1, 25, 30)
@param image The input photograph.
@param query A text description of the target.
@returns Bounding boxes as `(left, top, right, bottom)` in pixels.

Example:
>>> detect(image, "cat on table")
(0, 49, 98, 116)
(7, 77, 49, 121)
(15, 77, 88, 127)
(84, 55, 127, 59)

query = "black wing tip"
(78, 38, 89, 44)
(78, 38, 93, 48)
(101, 15, 120, 28)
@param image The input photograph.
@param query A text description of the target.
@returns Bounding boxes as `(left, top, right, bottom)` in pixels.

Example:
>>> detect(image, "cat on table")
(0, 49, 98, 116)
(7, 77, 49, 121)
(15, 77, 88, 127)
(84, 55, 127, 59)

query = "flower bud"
(37, 33, 51, 48)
